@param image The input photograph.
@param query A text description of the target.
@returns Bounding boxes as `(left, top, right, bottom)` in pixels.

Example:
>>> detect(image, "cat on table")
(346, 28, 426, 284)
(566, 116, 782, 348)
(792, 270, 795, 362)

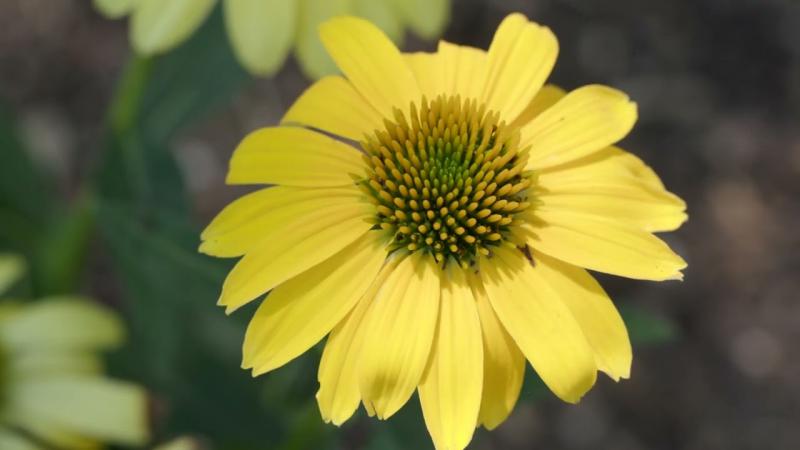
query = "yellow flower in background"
(201, 13, 687, 450)
(0, 254, 149, 449)
(92, 0, 451, 78)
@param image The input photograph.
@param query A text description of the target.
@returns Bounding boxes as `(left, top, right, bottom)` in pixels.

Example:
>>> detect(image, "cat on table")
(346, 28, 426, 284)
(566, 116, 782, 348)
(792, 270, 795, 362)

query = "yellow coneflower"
(0, 254, 149, 449)
(201, 13, 687, 450)
(92, 0, 451, 78)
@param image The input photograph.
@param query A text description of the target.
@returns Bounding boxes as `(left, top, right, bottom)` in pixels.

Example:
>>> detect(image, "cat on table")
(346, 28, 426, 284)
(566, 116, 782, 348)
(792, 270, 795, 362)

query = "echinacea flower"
(0, 253, 149, 449)
(201, 13, 687, 450)
(93, 0, 451, 78)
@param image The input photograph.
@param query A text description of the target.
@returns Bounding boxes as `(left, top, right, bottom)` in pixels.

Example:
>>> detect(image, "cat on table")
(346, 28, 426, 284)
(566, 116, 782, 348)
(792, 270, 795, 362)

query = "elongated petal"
(438, 41, 487, 101)
(531, 252, 631, 380)
(317, 260, 397, 425)
(536, 146, 686, 232)
(509, 84, 565, 129)
(419, 265, 482, 450)
(93, 0, 139, 19)
(359, 253, 440, 419)
(217, 193, 374, 313)
(394, 0, 450, 39)
(226, 127, 366, 187)
(200, 186, 364, 257)
(0, 253, 25, 296)
(0, 300, 123, 352)
(9, 352, 102, 377)
(353, 0, 403, 43)
(539, 146, 668, 191)
(320, 16, 421, 119)
(282, 76, 383, 141)
(404, 52, 445, 101)
(470, 276, 525, 430)
(7, 376, 148, 445)
(0, 428, 40, 450)
(294, 0, 349, 79)
(224, 0, 296, 76)
(242, 231, 387, 375)
(522, 85, 637, 169)
(523, 209, 687, 281)
(12, 420, 99, 450)
(536, 188, 686, 233)
(131, 0, 215, 55)
(405, 42, 486, 107)
(482, 14, 558, 122)
(480, 246, 597, 403)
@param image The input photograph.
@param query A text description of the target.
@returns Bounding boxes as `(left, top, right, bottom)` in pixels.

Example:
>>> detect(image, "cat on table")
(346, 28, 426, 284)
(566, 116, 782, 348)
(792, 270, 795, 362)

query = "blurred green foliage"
(0, 5, 679, 449)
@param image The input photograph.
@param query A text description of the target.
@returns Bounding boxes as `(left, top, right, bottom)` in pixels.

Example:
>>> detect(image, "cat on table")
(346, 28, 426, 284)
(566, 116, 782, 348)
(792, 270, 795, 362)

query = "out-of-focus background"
(0, 0, 798, 449)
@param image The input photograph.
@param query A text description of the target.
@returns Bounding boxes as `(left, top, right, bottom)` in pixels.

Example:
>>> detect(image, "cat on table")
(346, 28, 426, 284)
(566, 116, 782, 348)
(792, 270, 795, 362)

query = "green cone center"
(362, 95, 532, 267)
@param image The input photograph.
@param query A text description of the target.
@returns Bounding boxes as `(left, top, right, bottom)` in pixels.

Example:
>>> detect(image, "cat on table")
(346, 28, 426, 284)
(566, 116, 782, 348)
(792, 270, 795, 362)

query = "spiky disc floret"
(362, 95, 532, 267)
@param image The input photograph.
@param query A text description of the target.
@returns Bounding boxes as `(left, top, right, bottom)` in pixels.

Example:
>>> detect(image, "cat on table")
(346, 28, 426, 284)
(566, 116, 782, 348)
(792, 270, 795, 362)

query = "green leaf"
(0, 106, 52, 249)
(133, 6, 249, 143)
(32, 194, 95, 295)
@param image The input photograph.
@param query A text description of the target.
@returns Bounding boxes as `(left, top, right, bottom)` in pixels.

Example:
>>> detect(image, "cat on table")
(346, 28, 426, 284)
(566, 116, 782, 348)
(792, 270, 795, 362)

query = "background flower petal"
(131, 0, 216, 55)
(224, 0, 296, 76)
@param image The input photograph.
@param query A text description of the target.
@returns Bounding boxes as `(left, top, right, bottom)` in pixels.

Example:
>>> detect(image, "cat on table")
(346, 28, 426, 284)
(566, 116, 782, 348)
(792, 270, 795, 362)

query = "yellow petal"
(317, 259, 398, 425)
(131, 0, 216, 55)
(217, 192, 374, 312)
(535, 177, 687, 232)
(0, 299, 123, 352)
(242, 231, 387, 375)
(7, 376, 149, 446)
(359, 253, 440, 419)
(480, 245, 597, 403)
(438, 41, 487, 101)
(522, 209, 687, 281)
(482, 14, 558, 122)
(405, 42, 485, 105)
(522, 85, 637, 169)
(200, 186, 364, 257)
(418, 265, 482, 450)
(469, 276, 525, 430)
(538, 146, 667, 190)
(404, 52, 445, 101)
(533, 252, 631, 381)
(93, 0, 139, 19)
(226, 127, 366, 187)
(224, 0, 296, 76)
(282, 76, 383, 141)
(320, 16, 421, 119)
(536, 146, 687, 231)
(509, 84, 565, 129)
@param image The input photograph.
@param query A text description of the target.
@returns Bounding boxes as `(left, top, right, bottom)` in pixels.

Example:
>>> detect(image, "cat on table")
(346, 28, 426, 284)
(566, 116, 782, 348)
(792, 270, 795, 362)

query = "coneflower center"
(361, 95, 532, 267)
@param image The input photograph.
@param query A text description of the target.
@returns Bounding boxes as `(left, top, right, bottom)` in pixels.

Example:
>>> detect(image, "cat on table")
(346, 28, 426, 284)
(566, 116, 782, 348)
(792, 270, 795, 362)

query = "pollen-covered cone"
(201, 12, 687, 450)
(93, 0, 451, 78)
(0, 254, 150, 449)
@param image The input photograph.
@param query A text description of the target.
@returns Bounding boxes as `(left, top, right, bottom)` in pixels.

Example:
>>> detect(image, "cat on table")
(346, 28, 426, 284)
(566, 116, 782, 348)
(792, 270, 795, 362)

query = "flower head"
(0, 254, 149, 448)
(93, 0, 451, 78)
(202, 13, 687, 449)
